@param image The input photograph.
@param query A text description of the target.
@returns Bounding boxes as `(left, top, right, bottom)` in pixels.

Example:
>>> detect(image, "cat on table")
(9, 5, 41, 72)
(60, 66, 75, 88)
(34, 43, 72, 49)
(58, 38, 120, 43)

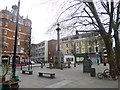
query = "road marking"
(45, 80, 72, 88)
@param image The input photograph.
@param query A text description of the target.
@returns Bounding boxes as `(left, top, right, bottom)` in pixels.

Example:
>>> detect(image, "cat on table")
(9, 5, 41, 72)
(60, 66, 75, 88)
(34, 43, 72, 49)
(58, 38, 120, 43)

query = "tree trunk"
(87, 1, 117, 70)
(104, 35, 116, 69)
(114, 29, 120, 70)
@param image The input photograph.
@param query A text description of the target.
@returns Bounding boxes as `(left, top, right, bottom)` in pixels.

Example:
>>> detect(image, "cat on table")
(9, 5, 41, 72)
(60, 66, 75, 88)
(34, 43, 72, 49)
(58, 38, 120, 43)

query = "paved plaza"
(0, 63, 119, 89)
(11, 63, 119, 88)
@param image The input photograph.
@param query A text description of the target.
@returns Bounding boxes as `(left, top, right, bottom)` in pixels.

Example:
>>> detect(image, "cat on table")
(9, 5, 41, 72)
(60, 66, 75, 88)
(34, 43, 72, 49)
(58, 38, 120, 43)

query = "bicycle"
(97, 68, 119, 80)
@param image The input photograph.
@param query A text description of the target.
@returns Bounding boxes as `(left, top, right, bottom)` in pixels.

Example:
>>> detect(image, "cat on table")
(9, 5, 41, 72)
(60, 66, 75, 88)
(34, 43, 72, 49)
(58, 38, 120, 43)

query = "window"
(0, 37, 2, 42)
(21, 47, 24, 52)
(81, 48, 85, 53)
(76, 42, 79, 46)
(18, 33, 20, 38)
(6, 15, 9, 19)
(17, 39, 20, 45)
(0, 21, 2, 26)
(19, 27, 21, 31)
(66, 44, 68, 47)
(0, 29, 2, 33)
(3, 46, 7, 52)
(5, 21, 8, 26)
(76, 48, 79, 54)
(0, 43, 2, 48)
(4, 37, 7, 43)
(81, 40, 85, 45)
(88, 47, 92, 53)
(60, 44, 63, 50)
(94, 39, 98, 45)
(17, 47, 21, 52)
(19, 18, 22, 24)
(95, 46, 99, 52)
(66, 50, 68, 54)
(88, 40, 92, 46)
(13, 17, 16, 22)
(0, 14, 3, 18)
(71, 49, 74, 54)
(4, 29, 7, 35)
(71, 43, 73, 46)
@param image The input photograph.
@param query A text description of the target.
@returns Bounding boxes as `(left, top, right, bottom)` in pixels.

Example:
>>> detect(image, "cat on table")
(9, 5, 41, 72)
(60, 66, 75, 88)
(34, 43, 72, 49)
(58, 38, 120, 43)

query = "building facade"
(48, 39, 57, 63)
(0, 5, 32, 64)
(60, 32, 106, 64)
(31, 41, 48, 63)
(31, 39, 57, 63)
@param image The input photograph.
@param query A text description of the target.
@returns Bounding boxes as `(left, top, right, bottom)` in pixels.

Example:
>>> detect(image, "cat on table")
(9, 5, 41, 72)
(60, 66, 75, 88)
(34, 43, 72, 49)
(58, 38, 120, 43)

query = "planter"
(2, 80, 20, 90)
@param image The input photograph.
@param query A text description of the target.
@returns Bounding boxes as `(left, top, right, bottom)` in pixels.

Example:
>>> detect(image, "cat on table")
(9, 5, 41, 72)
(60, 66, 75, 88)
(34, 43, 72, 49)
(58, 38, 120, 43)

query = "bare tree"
(50, 0, 120, 70)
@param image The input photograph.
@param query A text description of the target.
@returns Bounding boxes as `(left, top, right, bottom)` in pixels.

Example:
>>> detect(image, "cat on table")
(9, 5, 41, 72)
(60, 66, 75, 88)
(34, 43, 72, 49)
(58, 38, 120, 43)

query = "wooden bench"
(38, 72, 55, 78)
(22, 70, 33, 75)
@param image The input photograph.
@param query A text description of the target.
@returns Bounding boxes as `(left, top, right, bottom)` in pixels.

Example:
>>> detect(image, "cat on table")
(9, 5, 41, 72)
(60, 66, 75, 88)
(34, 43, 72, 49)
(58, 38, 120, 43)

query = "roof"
(61, 32, 99, 41)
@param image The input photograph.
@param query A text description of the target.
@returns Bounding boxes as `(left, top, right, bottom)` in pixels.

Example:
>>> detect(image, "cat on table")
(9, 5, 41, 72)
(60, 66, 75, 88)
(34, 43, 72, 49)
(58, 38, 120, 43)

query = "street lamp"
(28, 25, 32, 70)
(12, 0, 20, 79)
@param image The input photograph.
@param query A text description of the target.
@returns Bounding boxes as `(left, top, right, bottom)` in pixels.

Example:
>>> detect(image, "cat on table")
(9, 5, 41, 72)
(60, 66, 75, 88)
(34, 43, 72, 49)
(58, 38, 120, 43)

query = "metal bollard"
(74, 63, 76, 67)
(61, 63, 63, 70)
(49, 63, 52, 69)
(41, 63, 43, 68)
(68, 62, 71, 68)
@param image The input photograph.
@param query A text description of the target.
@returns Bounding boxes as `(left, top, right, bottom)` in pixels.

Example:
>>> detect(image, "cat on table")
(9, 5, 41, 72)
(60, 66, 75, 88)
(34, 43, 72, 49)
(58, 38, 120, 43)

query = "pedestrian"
(88, 58, 92, 66)
(97, 59, 99, 65)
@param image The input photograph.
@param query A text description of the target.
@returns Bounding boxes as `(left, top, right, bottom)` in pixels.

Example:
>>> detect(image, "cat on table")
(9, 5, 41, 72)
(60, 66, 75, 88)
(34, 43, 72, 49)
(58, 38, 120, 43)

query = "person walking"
(97, 59, 99, 65)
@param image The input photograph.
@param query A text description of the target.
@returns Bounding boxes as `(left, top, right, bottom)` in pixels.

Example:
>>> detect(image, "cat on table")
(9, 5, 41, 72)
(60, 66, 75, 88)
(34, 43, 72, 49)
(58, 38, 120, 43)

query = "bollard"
(41, 63, 43, 68)
(74, 63, 76, 67)
(43, 61, 45, 66)
(21, 65, 22, 70)
(61, 63, 63, 70)
(15, 75, 19, 81)
(49, 63, 52, 69)
(104, 62, 106, 66)
(31, 64, 32, 69)
(68, 62, 71, 68)
(90, 68, 96, 77)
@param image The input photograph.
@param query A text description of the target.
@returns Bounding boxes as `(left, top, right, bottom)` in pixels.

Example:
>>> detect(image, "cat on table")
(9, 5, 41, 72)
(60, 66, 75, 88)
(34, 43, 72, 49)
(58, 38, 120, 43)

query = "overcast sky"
(0, 0, 62, 44)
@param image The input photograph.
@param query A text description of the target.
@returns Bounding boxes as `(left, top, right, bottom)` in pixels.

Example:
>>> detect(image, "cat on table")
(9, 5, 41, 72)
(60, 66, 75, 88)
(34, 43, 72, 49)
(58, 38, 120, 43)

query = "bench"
(22, 70, 33, 75)
(38, 72, 55, 78)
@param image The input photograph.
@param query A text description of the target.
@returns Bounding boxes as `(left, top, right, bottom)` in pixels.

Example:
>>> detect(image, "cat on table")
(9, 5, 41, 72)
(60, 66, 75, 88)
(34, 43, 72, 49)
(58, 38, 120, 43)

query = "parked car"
(26, 61, 35, 65)
(30, 61, 35, 64)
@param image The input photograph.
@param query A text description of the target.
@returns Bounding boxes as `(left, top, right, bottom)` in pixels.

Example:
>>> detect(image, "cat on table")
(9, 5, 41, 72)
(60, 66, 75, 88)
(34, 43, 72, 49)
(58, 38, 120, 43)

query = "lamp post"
(12, 0, 20, 79)
(28, 25, 32, 70)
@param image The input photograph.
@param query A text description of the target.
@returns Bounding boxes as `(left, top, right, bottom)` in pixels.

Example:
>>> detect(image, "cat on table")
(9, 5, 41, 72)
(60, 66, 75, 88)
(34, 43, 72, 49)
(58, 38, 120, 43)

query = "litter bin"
(90, 68, 96, 77)
(15, 75, 19, 81)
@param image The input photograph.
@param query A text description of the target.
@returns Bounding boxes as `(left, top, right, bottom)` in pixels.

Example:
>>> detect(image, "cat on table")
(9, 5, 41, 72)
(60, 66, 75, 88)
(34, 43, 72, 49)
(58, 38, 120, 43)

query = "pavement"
(12, 63, 119, 89)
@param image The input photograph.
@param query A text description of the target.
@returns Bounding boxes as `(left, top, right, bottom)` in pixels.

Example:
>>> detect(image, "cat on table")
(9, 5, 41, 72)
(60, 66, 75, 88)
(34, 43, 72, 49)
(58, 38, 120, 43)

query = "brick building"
(0, 5, 32, 64)
(48, 39, 57, 63)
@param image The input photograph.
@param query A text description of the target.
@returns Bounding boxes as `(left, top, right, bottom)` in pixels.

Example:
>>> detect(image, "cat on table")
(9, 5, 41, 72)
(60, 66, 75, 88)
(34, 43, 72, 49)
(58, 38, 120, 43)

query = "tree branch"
(83, 8, 99, 30)
(57, 2, 82, 22)
(86, 1, 107, 38)
(108, 1, 114, 35)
